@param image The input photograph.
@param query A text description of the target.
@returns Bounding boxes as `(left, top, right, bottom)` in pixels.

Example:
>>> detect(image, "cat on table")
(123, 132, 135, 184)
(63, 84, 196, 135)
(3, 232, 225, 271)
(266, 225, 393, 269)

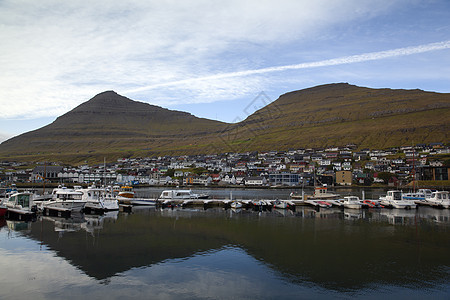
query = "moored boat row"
(1, 187, 449, 221)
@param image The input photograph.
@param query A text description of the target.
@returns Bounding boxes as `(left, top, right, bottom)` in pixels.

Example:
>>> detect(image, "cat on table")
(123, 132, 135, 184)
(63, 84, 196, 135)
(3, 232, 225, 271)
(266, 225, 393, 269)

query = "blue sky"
(1, 0, 449, 142)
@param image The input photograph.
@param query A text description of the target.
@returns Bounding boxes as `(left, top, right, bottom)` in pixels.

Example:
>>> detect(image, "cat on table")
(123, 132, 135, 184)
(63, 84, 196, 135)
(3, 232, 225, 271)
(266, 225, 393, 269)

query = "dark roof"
(33, 166, 64, 172)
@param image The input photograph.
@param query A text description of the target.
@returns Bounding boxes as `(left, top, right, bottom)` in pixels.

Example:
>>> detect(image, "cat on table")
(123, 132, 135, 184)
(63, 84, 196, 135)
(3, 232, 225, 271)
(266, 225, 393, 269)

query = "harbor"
(1, 185, 449, 220)
(1, 186, 449, 299)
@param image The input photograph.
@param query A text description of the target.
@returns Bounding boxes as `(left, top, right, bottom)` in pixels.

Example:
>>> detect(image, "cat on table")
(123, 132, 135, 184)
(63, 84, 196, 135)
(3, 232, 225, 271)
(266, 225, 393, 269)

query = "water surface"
(0, 203, 449, 299)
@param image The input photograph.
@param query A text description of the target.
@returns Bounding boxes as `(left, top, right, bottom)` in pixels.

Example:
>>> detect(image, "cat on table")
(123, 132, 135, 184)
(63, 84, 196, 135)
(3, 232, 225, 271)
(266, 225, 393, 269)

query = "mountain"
(0, 91, 227, 162)
(0, 84, 449, 163)
(221, 83, 450, 152)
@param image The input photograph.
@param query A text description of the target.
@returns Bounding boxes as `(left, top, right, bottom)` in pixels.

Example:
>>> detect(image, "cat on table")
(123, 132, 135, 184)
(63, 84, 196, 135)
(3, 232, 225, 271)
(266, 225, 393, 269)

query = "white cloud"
(0, 0, 408, 118)
(0, 131, 12, 143)
(126, 40, 450, 92)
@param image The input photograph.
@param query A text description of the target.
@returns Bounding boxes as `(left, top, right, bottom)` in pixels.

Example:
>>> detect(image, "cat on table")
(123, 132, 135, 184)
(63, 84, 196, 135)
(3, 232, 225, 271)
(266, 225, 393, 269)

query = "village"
(1, 143, 449, 188)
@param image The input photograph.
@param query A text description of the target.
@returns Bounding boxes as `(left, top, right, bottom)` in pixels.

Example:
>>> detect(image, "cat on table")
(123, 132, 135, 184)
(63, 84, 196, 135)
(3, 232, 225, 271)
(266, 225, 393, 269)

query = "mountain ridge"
(1, 83, 449, 163)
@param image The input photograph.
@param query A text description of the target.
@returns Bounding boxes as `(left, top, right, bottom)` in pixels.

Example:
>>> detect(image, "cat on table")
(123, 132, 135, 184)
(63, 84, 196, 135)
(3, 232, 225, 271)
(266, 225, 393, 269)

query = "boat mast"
(43, 161, 47, 195)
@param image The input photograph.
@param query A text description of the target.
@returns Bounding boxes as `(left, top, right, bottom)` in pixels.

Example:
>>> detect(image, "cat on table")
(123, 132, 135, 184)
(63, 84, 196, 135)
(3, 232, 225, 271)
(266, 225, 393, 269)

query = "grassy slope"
(0, 84, 449, 164)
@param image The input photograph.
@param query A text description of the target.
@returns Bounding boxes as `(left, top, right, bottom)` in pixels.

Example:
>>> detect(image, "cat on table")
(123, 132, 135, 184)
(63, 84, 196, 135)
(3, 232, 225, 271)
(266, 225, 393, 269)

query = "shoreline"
(8, 182, 449, 190)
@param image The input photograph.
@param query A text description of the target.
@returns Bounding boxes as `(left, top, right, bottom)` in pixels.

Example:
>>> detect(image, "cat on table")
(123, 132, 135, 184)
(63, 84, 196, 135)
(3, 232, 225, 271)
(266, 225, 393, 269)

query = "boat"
(362, 200, 384, 208)
(159, 190, 209, 200)
(117, 186, 135, 198)
(291, 185, 339, 200)
(379, 190, 416, 209)
(273, 200, 289, 209)
(342, 196, 362, 209)
(78, 186, 119, 212)
(230, 201, 243, 209)
(2, 192, 37, 219)
(111, 186, 155, 206)
(402, 189, 433, 201)
(316, 200, 333, 208)
(422, 191, 450, 208)
(0, 199, 7, 218)
(126, 197, 157, 206)
(41, 186, 87, 212)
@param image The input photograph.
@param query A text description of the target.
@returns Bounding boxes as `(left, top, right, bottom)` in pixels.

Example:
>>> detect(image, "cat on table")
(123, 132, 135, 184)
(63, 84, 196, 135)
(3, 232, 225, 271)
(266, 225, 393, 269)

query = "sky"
(1, 0, 450, 142)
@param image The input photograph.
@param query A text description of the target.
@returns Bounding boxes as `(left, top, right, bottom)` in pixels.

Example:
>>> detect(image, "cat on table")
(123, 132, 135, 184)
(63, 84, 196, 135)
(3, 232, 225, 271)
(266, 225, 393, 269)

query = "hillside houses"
(0, 143, 449, 187)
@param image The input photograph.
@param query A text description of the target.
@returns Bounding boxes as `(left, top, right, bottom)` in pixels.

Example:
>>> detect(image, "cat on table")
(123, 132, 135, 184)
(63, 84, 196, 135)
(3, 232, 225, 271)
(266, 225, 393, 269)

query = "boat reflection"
(82, 211, 118, 234)
(42, 213, 86, 234)
(6, 219, 32, 232)
(3, 205, 448, 295)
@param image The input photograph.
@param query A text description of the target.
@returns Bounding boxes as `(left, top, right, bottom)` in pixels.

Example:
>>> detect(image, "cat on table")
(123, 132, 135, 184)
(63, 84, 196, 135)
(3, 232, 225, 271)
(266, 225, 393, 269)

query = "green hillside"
(212, 83, 450, 152)
(0, 84, 448, 164)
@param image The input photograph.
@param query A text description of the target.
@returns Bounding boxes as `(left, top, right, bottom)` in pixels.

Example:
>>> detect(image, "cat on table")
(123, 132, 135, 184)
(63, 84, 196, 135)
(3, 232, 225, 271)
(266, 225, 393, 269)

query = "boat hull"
(44, 201, 86, 212)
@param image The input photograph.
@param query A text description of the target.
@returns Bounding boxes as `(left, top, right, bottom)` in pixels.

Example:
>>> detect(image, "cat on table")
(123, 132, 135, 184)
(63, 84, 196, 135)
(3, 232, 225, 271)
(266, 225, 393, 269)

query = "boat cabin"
(343, 196, 359, 202)
(7, 192, 33, 209)
(160, 190, 197, 199)
(386, 190, 402, 201)
(430, 191, 449, 201)
(53, 188, 83, 201)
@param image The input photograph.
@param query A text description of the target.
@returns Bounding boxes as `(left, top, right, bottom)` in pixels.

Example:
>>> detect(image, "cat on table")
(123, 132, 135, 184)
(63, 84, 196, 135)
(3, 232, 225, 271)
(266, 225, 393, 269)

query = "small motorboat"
(273, 200, 289, 209)
(3, 192, 37, 219)
(362, 200, 384, 208)
(379, 190, 416, 209)
(316, 201, 333, 208)
(342, 196, 362, 209)
(230, 201, 243, 209)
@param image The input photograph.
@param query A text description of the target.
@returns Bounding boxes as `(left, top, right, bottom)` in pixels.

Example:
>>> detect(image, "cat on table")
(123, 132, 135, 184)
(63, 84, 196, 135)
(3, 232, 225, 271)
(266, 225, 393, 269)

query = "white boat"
(159, 190, 209, 200)
(42, 187, 87, 212)
(273, 200, 289, 209)
(78, 186, 119, 212)
(126, 198, 157, 206)
(342, 196, 362, 209)
(291, 185, 339, 200)
(2, 192, 37, 219)
(402, 189, 432, 201)
(379, 190, 416, 209)
(424, 191, 450, 208)
(230, 201, 243, 209)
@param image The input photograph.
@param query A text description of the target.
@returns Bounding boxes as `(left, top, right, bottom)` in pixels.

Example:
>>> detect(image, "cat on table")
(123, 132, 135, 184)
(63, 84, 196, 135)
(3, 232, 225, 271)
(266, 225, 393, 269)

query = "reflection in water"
(0, 206, 448, 299)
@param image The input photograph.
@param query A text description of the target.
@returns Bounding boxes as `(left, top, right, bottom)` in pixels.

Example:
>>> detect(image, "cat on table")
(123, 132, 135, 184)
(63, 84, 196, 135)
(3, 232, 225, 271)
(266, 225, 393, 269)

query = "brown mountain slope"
(214, 83, 450, 152)
(0, 84, 449, 163)
(0, 91, 227, 162)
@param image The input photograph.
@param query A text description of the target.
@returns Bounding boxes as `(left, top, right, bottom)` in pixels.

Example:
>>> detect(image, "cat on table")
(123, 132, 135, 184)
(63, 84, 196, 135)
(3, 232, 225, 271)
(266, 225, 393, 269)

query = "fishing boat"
(2, 192, 37, 219)
(342, 196, 362, 209)
(379, 190, 416, 209)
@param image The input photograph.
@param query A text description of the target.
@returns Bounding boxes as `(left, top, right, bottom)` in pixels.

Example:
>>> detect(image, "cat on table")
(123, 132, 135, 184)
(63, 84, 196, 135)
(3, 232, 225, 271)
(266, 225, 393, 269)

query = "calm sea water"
(0, 188, 449, 299)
